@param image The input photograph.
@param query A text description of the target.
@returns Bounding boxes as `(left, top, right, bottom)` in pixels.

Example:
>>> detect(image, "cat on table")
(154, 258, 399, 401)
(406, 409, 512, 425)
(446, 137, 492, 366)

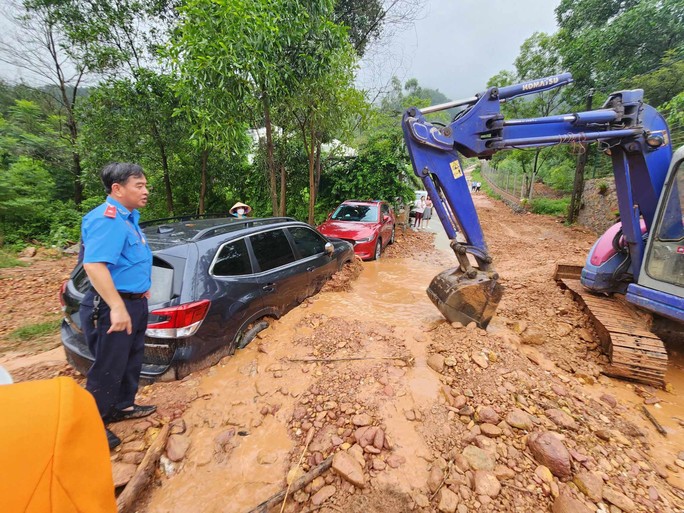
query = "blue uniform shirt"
(81, 197, 153, 293)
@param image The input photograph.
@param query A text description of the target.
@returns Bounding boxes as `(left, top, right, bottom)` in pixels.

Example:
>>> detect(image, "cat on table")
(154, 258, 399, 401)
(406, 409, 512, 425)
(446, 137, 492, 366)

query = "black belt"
(119, 292, 146, 300)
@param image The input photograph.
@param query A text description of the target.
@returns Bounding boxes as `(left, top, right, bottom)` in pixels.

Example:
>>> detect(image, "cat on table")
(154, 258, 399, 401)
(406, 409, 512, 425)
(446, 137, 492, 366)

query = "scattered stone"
(120, 451, 144, 465)
(552, 384, 568, 397)
(545, 408, 578, 430)
(413, 493, 430, 508)
(257, 450, 277, 465)
(535, 465, 554, 485)
(602, 487, 636, 512)
(474, 470, 500, 498)
(471, 352, 489, 369)
(19, 246, 37, 258)
(405, 409, 416, 421)
(352, 413, 372, 426)
(437, 487, 460, 513)
(573, 471, 603, 502)
(480, 423, 502, 438)
(428, 354, 445, 373)
(332, 451, 365, 488)
(166, 434, 191, 462)
(428, 465, 445, 493)
(527, 431, 572, 478)
(462, 445, 495, 471)
(477, 406, 500, 425)
(600, 394, 617, 408)
(506, 408, 533, 430)
(521, 328, 545, 345)
(111, 462, 137, 488)
(386, 454, 406, 468)
(372, 459, 386, 471)
(577, 328, 593, 342)
(311, 485, 336, 506)
(552, 492, 593, 513)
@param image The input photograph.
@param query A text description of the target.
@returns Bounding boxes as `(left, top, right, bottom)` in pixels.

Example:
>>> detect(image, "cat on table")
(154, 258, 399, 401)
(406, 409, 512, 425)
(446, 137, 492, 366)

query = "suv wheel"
(373, 238, 382, 260)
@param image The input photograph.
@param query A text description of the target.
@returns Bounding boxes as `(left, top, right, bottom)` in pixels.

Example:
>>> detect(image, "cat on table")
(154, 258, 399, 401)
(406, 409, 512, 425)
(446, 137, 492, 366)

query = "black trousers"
(80, 291, 148, 419)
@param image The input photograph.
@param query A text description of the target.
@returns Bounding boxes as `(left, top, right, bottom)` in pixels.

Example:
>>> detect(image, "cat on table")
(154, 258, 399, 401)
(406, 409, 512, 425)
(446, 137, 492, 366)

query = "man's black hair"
(101, 162, 145, 194)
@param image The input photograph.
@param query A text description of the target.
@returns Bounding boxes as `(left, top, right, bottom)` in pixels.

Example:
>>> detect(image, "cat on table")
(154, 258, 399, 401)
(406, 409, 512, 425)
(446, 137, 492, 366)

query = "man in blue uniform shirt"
(80, 163, 156, 450)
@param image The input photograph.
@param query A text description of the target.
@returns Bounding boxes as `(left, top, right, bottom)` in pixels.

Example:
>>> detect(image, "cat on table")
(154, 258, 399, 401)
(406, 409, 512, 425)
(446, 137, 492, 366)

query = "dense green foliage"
(529, 197, 570, 216)
(0, 0, 683, 248)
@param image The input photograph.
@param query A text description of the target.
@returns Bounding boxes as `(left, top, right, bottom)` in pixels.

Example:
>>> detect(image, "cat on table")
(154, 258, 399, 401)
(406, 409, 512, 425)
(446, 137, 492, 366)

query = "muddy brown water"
(145, 214, 684, 511)
(145, 248, 449, 512)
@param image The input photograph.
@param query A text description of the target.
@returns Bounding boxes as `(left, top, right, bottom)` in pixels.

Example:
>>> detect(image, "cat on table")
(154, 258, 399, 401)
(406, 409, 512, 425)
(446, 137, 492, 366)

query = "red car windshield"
(331, 204, 379, 222)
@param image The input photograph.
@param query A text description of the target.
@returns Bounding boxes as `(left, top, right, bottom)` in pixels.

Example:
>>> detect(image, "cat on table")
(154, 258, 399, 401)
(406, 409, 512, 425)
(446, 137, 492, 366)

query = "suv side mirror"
(324, 242, 334, 255)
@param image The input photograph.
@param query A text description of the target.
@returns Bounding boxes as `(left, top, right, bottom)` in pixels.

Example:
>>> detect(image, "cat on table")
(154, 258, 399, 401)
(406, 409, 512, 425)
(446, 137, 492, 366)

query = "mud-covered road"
(2, 192, 684, 513)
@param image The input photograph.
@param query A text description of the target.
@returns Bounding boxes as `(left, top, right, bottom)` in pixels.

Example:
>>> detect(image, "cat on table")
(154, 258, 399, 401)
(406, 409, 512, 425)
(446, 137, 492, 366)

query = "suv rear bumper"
(61, 320, 177, 382)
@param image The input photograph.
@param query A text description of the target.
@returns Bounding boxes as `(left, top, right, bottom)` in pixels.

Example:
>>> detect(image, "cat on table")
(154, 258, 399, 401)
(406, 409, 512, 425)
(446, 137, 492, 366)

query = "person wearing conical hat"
(230, 202, 252, 218)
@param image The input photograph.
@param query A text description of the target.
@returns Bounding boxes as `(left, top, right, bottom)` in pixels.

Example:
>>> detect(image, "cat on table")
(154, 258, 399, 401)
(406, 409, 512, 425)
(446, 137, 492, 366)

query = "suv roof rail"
(140, 212, 230, 228)
(192, 217, 298, 241)
(346, 199, 380, 203)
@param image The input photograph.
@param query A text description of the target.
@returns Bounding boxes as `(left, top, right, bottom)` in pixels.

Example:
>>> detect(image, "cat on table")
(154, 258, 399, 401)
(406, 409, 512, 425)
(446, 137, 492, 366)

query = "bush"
(530, 197, 570, 216)
(597, 181, 609, 195)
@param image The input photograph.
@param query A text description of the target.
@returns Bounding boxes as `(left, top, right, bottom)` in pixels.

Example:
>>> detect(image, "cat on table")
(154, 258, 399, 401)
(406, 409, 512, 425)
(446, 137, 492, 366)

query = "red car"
(318, 200, 395, 260)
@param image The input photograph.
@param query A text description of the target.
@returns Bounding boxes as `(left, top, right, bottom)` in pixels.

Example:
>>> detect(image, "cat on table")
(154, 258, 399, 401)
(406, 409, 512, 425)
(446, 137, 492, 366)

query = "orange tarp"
(0, 377, 116, 513)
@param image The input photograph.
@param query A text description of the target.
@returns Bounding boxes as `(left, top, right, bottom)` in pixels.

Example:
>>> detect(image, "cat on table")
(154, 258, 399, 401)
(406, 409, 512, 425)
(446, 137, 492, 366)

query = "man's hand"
(108, 304, 132, 335)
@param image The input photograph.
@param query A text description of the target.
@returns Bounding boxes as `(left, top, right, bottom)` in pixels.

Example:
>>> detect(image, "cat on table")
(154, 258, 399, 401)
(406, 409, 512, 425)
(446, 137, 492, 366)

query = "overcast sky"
(358, 0, 560, 102)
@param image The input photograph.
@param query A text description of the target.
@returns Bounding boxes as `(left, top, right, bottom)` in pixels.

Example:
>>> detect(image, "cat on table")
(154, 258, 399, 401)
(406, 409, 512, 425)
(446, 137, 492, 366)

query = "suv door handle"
(262, 283, 276, 292)
(306, 266, 315, 272)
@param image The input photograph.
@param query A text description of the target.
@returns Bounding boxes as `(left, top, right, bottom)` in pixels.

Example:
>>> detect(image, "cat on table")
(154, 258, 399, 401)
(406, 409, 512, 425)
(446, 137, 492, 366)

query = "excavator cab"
(628, 146, 684, 321)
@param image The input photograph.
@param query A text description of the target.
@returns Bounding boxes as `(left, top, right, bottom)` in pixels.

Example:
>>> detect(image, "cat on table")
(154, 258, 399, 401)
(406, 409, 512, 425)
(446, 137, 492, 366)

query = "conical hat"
(229, 202, 252, 214)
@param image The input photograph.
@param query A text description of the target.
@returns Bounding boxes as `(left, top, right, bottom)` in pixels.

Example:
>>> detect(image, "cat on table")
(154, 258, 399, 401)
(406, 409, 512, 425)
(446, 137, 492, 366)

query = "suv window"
(250, 229, 296, 271)
(214, 238, 253, 276)
(289, 226, 326, 258)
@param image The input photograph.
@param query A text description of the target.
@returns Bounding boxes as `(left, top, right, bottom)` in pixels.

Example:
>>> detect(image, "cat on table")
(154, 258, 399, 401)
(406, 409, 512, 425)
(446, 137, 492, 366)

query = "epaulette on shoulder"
(104, 204, 117, 218)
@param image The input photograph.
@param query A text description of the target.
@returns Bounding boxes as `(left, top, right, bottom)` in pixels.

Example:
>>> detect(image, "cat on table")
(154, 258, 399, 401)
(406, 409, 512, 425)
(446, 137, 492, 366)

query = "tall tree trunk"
(307, 123, 316, 225)
(199, 149, 208, 214)
(314, 139, 322, 199)
(261, 94, 278, 215)
(72, 150, 83, 205)
(568, 90, 594, 223)
(279, 165, 287, 217)
(151, 124, 174, 214)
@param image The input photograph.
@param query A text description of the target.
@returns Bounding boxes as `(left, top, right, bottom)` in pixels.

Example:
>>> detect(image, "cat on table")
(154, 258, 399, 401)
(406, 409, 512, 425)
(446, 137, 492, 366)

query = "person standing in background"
(422, 198, 433, 229)
(413, 196, 426, 229)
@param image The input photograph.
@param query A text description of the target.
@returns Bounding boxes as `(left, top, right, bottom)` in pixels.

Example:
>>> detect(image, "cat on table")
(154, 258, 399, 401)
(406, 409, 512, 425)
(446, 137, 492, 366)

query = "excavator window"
(646, 160, 684, 287)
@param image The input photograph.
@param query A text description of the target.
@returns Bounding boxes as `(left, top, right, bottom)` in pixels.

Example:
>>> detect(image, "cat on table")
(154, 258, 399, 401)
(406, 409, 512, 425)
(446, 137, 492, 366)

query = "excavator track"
(554, 265, 667, 388)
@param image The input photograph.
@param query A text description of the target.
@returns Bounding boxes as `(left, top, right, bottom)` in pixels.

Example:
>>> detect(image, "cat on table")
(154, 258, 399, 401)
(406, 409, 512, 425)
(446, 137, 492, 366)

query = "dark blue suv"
(60, 216, 354, 381)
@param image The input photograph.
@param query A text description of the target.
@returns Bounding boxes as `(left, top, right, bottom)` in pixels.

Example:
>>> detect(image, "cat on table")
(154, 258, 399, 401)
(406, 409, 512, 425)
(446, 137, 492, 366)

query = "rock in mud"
(311, 485, 336, 506)
(428, 354, 445, 373)
(506, 408, 533, 431)
(545, 408, 578, 430)
(573, 471, 603, 501)
(599, 394, 617, 408)
(476, 406, 500, 425)
(474, 470, 501, 497)
(121, 451, 144, 465)
(111, 462, 137, 488)
(386, 454, 406, 468)
(428, 465, 445, 493)
(332, 451, 365, 488)
(166, 434, 191, 461)
(462, 445, 495, 471)
(352, 413, 372, 427)
(602, 487, 636, 512)
(527, 432, 572, 478)
(437, 487, 459, 513)
(480, 423, 502, 438)
(471, 352, 489, 369)
(521, 328, 545, 345)
(257, 450, 278, 465)
(551, 492, 593, 513)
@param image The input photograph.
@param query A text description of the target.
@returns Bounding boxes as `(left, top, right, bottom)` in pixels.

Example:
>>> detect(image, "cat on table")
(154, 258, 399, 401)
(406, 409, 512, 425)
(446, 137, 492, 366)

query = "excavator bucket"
(427, 267, 504, 329)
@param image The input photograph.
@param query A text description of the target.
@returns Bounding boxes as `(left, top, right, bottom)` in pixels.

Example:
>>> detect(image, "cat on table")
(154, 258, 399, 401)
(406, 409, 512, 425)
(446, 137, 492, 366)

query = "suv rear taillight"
(146, 300, 211, 338)
(59, 281, 68, 309)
